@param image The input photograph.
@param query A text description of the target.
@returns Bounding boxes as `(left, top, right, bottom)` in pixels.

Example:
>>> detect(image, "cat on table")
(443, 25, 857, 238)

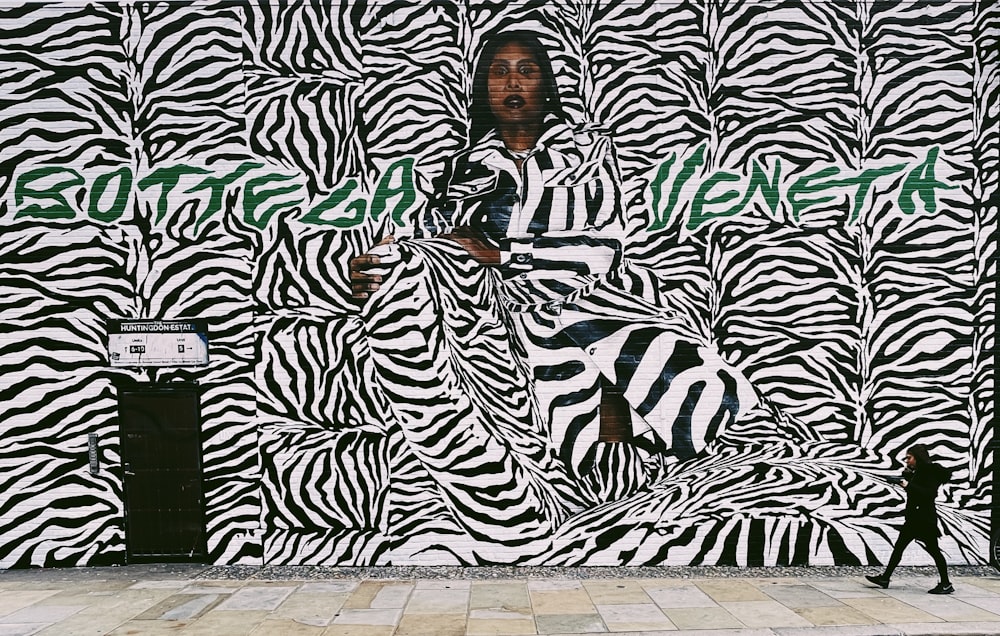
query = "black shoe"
(928, 583, 954, 595)
(865, 574, 890, 589)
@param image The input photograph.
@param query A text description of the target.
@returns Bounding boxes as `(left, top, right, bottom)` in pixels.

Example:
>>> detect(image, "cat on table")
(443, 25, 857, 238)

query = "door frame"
(116, 381, 207, 563)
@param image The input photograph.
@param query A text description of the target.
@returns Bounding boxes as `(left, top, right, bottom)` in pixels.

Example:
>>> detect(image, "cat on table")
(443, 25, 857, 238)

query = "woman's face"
(487, 41, 546, 130)
(905, 453, 916, 470)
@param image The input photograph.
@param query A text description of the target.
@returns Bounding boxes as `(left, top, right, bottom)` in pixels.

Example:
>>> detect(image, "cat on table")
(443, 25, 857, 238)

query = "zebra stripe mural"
(0, 0, 996, 568)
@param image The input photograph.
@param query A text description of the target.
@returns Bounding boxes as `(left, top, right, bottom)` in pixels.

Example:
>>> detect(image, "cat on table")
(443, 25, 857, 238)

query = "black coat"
(902, 462, 950, 539)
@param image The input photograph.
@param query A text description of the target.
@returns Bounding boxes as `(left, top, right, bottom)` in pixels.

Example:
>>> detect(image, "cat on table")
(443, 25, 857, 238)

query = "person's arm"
(352, 156, 490, 301)
(902, 471, 941, 504)
(439, 226, 500, 265)
(423, 155, 500, 265)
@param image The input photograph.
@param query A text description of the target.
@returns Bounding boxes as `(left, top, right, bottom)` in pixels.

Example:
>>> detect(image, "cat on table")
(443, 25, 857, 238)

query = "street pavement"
(2, 564, 1000, 635)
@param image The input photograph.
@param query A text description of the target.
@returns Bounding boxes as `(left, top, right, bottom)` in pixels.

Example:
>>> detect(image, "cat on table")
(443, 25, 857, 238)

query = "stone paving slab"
(215, 585, 296, 611)
(664, 605, 747, 630)
(793, 605, 877, 626)
(0, 625, 48, 636)
(648, 583, 719, 608)
(596, 602, 677, 631)
(0, 566, 999, 634)
(757, 583, 841, 608)
(584, 580, 656, 604)
(470, 581, 532, 612)
(157, 594, 222, 620)
(720, 600, 813, 628)
(888, 623, 1000, 635)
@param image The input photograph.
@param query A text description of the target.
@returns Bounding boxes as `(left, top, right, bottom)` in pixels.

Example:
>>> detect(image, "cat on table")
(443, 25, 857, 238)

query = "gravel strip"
(0, 563, 994, 582)
(194, 564, 999, 581)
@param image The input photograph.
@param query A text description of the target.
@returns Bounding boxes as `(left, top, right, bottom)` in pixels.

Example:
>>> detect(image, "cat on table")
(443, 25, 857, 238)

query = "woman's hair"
(468, 31, 563, 144)
(908, 444, 932, 467)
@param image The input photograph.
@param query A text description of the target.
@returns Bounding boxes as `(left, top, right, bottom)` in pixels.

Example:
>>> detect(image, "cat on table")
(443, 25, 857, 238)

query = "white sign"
(108, 320, 209, 367)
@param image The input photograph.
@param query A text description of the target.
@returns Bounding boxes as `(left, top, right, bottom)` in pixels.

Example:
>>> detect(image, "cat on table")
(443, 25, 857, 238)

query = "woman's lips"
(504, 95, 525, 108)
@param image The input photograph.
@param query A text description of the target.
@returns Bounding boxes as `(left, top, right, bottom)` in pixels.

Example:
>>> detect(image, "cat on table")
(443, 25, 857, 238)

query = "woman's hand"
(351, 229, 498, 303)
(440, 227, 500, 265)
(350, 236, 398, 302)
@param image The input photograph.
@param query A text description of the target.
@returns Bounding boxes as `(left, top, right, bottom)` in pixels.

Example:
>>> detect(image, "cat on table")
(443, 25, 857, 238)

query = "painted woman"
(349, 31, 758, 562)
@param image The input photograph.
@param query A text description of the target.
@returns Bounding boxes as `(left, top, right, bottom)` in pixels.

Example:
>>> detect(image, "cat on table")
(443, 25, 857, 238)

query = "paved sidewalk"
(2, 565, 1000, 635)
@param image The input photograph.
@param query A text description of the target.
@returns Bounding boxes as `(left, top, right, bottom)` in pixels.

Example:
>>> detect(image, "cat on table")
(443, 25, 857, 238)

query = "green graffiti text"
(650, 146, 953, 231)
(13, 150, 954, 232)
(12, 159, 420, 231)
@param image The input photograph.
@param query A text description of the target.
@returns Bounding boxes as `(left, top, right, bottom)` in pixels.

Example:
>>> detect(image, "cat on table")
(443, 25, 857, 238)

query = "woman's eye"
(491, 66, 507, 76)
(519, 65, 534, 75)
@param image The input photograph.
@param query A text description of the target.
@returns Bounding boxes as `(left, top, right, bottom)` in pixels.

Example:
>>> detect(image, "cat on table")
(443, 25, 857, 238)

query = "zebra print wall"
(0, 0, 996, 568)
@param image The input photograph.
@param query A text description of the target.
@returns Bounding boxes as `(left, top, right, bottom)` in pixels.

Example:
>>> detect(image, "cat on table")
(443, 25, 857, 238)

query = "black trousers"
(884, 526, 950, 584)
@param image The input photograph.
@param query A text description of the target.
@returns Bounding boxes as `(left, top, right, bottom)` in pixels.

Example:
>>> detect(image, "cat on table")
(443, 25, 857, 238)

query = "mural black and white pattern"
(0, 0, 996, 568)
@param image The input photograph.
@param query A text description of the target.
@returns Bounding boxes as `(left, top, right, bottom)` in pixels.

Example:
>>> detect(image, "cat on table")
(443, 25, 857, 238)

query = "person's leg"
(599, 382, 631, 442)
(921, 535, 952, 591)
(867, 528, 913, 588)
(363, 239, 575, 550)
(883, 528, 915, 578)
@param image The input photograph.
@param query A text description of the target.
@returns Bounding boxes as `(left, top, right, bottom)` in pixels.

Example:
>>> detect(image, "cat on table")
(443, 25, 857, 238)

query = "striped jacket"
(412, 119, 626, 304)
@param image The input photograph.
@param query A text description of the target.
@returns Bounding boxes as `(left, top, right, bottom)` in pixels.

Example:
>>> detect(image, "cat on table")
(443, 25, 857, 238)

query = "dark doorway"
(117, 383, 206, 562)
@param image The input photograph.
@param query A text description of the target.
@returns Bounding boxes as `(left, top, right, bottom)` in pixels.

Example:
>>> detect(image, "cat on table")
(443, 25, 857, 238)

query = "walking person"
(866, 444, 953, 594)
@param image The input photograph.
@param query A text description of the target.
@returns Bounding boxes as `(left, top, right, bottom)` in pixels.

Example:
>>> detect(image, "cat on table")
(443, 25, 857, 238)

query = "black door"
(118, 384, 206, 562)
